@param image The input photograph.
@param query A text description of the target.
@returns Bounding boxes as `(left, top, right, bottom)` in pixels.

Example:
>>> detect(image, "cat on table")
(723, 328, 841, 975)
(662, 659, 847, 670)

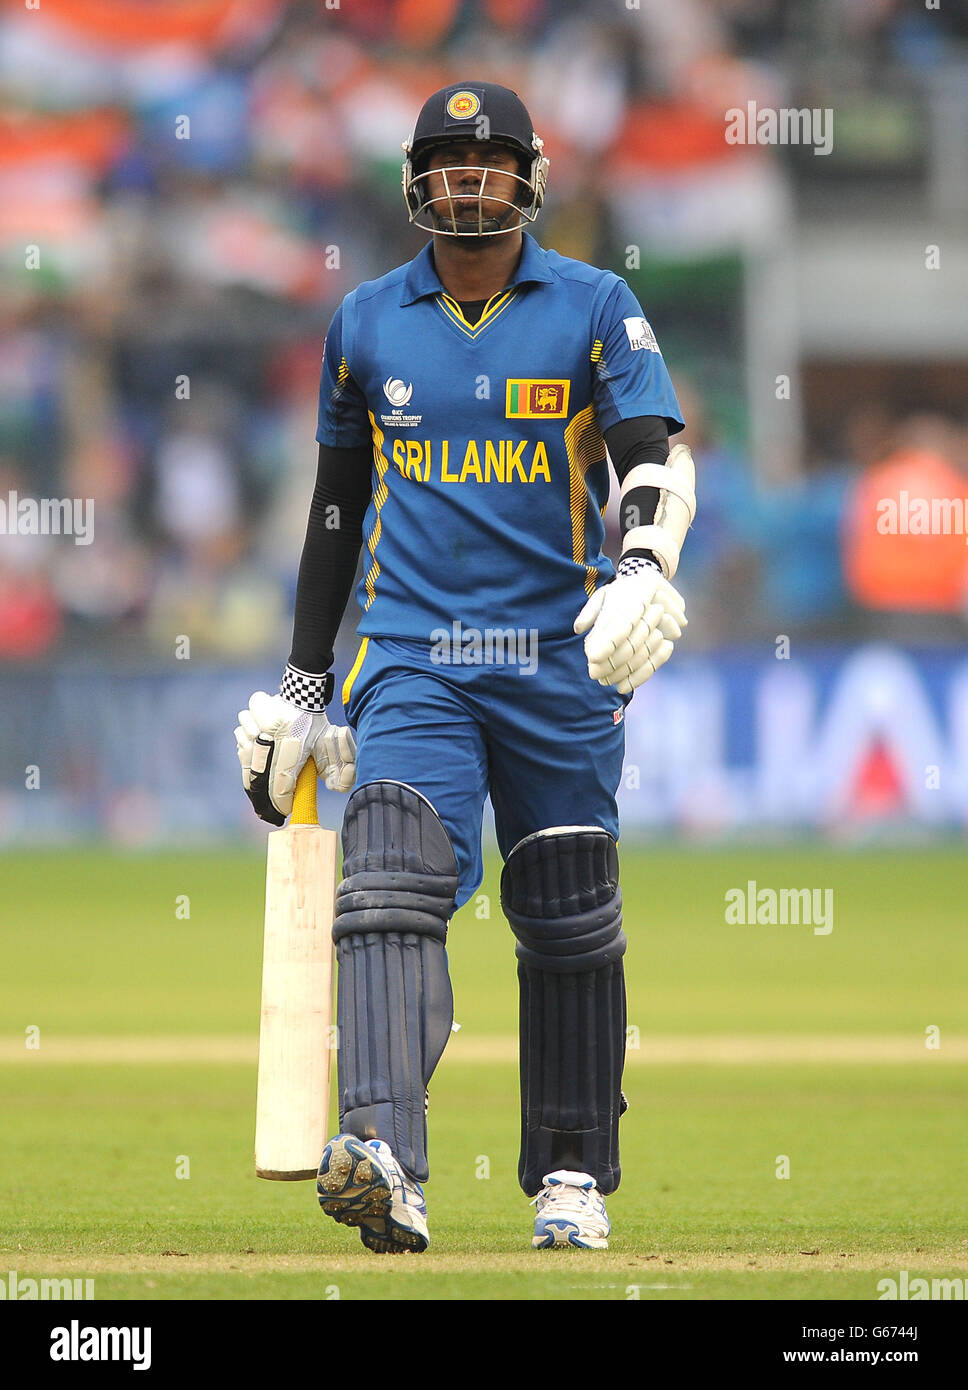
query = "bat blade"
(255, 765, 337, 1180)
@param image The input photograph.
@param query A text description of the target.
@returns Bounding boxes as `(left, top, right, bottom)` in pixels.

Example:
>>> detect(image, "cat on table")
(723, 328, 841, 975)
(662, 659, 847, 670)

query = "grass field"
(1, 846, 966, 1301)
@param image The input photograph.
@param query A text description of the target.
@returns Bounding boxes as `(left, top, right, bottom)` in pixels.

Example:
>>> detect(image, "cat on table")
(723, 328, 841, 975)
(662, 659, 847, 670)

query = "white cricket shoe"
(531, 1169, 610, 1249)
(316, 1134, 429, 1254)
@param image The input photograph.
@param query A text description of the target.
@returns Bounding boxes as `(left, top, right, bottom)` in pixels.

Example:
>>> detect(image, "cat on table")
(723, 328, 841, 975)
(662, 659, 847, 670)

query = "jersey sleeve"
(316, 302, 372, 449)
(591, 278, 685, 437)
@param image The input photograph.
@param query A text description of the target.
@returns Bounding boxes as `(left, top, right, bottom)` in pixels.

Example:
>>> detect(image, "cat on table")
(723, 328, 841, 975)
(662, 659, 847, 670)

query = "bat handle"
(290, 760, 319, 827)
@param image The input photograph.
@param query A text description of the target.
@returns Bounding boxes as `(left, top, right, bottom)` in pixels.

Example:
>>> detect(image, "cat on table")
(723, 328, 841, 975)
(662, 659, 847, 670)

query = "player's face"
(423, 140, 525, 234)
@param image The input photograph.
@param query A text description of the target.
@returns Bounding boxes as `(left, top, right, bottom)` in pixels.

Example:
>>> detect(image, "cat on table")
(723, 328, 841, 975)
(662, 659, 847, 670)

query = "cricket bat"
(255, 760, 337, 1180)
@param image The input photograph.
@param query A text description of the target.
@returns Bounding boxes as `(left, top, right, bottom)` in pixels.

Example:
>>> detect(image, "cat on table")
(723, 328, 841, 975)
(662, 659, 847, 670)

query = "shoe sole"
(533, 1219, 609, 1250)
(316, 1135, 428, 1255)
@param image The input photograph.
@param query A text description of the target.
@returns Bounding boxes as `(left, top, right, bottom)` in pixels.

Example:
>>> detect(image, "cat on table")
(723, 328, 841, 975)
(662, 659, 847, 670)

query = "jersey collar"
(400, 232, 553, 306)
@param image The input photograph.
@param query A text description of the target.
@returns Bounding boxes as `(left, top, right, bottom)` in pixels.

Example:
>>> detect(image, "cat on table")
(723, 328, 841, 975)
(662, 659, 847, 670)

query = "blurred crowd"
(1, 0, 967, 666)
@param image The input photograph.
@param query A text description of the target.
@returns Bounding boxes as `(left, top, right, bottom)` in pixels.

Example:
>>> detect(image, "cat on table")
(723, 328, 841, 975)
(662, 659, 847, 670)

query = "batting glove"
(574, 558, 687, 694)
(236, 671, 356, 826)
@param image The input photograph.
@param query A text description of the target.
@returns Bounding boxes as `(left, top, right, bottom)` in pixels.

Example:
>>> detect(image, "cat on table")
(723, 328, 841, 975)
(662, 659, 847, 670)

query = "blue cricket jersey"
(316, 232, 683, 642)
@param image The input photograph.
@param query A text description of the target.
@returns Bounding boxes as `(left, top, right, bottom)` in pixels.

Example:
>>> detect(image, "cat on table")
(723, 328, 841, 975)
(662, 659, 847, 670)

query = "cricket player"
(236, 82, 695, 1252)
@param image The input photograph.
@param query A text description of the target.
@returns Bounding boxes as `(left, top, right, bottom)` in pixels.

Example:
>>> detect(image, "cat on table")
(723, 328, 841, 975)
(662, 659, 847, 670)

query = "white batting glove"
(574, 558, 687, 694)
(235, 691, 356, 826)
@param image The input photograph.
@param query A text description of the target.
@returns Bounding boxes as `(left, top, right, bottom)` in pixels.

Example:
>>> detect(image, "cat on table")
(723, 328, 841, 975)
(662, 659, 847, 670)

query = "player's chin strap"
(620, 443, 696, 580)
(502, 827, 628, 1197)
(333, 780, 459, 1184)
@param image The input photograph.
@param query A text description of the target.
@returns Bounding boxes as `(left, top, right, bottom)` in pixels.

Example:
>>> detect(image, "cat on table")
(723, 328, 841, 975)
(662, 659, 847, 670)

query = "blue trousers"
(342, 633, 630, 908)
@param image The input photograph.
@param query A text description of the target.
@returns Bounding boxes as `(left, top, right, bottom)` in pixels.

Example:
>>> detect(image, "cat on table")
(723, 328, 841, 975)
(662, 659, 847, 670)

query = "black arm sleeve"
(603, 415, 670, 564)
(287, 442, 373, 674)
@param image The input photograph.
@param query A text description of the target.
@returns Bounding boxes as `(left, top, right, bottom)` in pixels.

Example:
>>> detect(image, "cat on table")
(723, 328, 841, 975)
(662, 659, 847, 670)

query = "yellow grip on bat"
(290, 760, 318, 827)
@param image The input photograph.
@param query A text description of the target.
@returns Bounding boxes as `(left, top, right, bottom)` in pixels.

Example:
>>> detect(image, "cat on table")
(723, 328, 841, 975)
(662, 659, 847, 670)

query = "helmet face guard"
(402, 141, 549, 237)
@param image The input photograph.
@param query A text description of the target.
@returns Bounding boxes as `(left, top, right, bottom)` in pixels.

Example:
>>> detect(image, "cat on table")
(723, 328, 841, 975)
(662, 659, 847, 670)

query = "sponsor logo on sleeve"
(623, 316, 660, 353)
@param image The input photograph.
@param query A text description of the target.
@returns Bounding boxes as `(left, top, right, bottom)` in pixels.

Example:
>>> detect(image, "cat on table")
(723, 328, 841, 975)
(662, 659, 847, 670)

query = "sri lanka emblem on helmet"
(446, 90, 481, 121)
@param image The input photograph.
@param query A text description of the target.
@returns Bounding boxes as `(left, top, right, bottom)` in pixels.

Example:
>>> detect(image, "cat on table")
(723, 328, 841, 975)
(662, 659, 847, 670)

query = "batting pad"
(501, 827, 627, 1196)
(333, 781, 459, 1182)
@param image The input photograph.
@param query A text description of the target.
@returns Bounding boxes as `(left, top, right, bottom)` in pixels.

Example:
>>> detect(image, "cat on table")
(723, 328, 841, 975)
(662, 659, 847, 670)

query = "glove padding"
(574, 567, 687, 694)
(235, 691, 356, 825)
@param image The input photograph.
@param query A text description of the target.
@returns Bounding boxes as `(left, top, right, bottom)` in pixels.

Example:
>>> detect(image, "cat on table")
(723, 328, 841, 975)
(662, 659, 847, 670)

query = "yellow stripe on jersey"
(590, 339, 604, 364)
(363, 413, 390, 610)
(564, 403, 606, 597)
(341, 637, 370, 709)
(436, 290, 516, 338)
(338, 356, 350, 385)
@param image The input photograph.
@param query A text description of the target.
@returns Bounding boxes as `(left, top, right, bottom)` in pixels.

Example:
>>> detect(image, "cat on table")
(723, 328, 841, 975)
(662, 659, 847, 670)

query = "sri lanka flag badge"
(506, 379, 570, 418)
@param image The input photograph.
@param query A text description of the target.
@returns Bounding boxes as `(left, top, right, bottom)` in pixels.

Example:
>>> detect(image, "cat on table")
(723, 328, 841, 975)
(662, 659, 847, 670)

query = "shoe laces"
(530, 1174, 601, 1216)
(367, 1140, 425, 1207)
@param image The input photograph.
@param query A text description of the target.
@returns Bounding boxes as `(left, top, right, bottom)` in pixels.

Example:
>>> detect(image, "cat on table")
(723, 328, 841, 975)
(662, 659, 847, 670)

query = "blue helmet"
(402, 81, 549, 237)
